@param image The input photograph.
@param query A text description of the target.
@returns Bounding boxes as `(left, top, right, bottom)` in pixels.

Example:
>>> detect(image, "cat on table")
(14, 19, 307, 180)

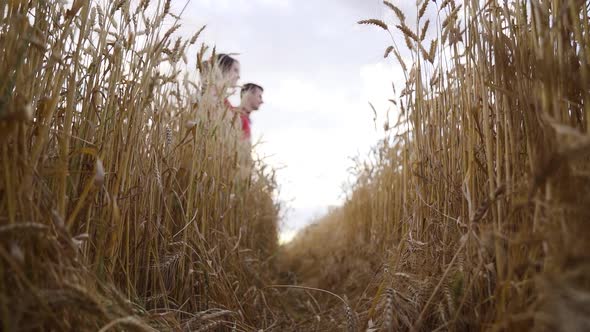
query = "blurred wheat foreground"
(1, 0, 590, 331)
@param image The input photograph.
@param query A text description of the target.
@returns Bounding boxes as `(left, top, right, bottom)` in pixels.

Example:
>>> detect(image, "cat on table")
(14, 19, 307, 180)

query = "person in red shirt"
(238, 83, 264, 141)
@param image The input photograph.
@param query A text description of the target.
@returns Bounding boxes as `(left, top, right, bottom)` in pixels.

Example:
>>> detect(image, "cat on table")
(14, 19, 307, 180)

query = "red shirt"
(224, 99, 250, 140)
(240, 113, 251, 140)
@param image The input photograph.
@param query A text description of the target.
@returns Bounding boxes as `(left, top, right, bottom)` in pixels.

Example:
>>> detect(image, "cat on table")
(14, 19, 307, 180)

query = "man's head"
(240, 83, 264, 112)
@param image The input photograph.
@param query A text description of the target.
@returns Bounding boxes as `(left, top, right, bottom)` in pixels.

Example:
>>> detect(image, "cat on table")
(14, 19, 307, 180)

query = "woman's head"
(216, 53, 240, 87)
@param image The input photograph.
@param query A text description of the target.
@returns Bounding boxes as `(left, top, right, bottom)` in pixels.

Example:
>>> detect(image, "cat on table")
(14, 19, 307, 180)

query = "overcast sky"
(168, 0, 435, 242)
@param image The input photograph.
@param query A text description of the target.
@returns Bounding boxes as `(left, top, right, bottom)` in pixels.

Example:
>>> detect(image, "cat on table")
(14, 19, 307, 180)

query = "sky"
(168, 0, 434, 243)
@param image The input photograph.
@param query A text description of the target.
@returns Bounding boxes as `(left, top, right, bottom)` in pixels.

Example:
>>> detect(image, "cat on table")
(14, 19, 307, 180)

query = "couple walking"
(203, 53, 264, 144)
(198, 53, 264, 179)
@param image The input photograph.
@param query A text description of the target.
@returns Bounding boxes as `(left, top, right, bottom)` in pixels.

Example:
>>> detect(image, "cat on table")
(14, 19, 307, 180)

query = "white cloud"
(359, 60, 406, 123)
(279, 229, 297, 244)
(266, 76, 359, 116)
(189, 0, 291, 12)
(258, 0, 291, 9)
(266, 78, 318, 113)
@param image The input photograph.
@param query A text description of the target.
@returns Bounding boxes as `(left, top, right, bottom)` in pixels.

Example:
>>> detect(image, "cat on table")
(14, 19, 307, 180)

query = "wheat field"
(1, 0, 589, 331)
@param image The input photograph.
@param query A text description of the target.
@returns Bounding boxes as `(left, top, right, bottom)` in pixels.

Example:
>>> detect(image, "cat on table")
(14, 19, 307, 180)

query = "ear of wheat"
(358, 19, 389, 31)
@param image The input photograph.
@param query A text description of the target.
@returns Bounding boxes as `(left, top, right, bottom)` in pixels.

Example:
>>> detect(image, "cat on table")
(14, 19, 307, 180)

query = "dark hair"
(216, 53, 237, 74)
(241, 83, 264, 97)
